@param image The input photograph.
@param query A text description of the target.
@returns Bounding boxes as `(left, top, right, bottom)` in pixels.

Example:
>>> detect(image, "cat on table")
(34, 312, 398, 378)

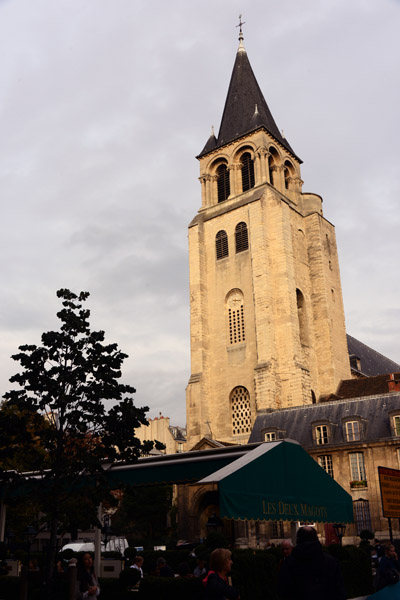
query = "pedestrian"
(204, 547, 240, 599)
(156, 556, 174, 577)
(193, 555, 207, 577)
(76, 552, 100, 599)
(278, 526, 346, 600)
(281, 539, 293, 559)
(377, 543, 400, 589)
(130, 555, 144, 578)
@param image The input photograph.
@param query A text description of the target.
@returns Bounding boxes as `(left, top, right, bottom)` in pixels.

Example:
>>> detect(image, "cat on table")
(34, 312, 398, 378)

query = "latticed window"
(217, 164, 230, 203)
(231, 386, 251, 435)
(227, 289, 245, 345)
(315, 424, 329, 445)
(353, 499, 371, 535)
(235, 222, 248, 253)
(318, 455, 334, 477)
(228, 305, 245, 344)
(241, 152, 255, 192)
(349, 452, 366, 481)
(216, 230, 229, 260)
(345, 421, 361, 442)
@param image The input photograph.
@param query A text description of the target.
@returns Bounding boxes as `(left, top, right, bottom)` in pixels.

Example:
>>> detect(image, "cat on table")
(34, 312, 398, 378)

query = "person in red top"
(204, 548, 240, 600)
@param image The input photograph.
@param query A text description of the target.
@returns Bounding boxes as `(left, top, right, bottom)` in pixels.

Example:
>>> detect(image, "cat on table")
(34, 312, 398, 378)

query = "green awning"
(199, 440, 354, 523)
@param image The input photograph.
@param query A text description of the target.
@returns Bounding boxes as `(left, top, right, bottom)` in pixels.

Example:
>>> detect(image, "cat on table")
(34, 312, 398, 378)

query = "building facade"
(186, 31, 350, 448)
(249, 379, 400, 543)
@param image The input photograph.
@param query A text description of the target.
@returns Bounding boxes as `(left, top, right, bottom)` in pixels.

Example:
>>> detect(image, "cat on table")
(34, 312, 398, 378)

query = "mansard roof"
(198, 38, 300, 161)
(347, 334, 400, 376)
(249, 394, 400, 449)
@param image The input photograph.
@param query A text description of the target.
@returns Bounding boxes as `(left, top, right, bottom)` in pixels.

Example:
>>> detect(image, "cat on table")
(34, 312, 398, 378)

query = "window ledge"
(350, 480, 368, 489)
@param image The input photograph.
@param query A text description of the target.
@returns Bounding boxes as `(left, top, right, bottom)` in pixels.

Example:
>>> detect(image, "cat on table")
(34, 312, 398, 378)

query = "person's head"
(157, 557, 166, 568)
(296, 526, 318, 545)
(281, 539, 293, 558)
(135, 556, 144, 567)
(385, 543, 396, 557)
(82, 553, 93, 572)
(209, 548, 232, 575)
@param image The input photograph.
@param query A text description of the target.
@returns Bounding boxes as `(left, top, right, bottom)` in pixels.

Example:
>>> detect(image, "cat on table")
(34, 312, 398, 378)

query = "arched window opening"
(268, 147, 280, 187)
(235, 222, 248, 253)
(284, 160, 294, 190)
(284, 167, 290, 189)
(231, 386, 251, 435)
(217, 164, 230, 203)
(227, 289, 245, 344)
(311, 390, 317, 404)
(296, 289, 308, 345)
(215, 230, 229, 260)
(241, 152, 255, 192)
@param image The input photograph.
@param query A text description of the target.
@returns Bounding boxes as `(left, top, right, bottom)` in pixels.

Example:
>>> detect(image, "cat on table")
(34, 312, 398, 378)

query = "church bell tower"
(186, 27, 350, 447)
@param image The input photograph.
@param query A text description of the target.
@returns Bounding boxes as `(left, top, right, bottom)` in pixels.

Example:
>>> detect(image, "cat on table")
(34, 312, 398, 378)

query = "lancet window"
(217, 164, 230, 203)
(216, 230, 229, 260)
(241, 152, 255, 192)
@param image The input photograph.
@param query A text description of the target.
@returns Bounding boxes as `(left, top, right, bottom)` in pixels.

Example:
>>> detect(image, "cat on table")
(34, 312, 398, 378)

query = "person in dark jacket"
(278, 526, 346, 600)
(377, 543, 400, 589)
(204, 548, 240, 600)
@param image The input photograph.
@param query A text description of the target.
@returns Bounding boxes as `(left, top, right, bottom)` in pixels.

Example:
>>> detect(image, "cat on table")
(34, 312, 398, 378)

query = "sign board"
(378, 466, 400, 518)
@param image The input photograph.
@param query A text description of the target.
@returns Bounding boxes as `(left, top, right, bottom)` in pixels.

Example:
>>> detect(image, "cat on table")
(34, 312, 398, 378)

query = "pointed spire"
(198, 24, 300, 161)
(199, 125, 217, 155)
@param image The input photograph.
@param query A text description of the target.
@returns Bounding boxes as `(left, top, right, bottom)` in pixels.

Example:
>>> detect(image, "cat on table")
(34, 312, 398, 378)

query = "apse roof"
(347, 334, 400, 376)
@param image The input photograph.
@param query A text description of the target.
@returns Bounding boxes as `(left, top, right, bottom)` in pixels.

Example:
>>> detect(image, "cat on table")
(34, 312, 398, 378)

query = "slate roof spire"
(198, 23, 298, 159)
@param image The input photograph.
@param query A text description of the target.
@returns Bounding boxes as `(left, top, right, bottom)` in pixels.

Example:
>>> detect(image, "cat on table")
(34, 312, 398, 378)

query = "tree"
(111, 484, 174, 546)
(1, 289, 157, 590)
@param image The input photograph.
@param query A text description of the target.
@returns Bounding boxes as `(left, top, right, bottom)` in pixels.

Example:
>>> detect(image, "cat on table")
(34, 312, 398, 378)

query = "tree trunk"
(44, 511, 59, 599)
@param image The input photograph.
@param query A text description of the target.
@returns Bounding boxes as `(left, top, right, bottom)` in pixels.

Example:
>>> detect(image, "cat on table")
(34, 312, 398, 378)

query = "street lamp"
(333, 523, 346, 546)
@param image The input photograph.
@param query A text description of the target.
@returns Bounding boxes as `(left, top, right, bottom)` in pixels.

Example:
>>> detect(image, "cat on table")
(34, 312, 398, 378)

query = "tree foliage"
(0, 289, 157, 585)
(112, 484, 174, 544)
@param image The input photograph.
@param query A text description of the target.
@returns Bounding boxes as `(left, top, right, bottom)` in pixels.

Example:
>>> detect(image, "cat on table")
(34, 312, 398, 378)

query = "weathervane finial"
(236, 14, 246, 51)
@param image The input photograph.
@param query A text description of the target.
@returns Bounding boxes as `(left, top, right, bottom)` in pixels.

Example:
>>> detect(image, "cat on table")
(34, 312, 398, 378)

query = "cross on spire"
(236, 14, 246, 35)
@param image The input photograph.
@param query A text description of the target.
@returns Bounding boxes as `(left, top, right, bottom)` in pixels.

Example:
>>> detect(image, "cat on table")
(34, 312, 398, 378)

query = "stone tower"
(186, 30, 350, 447)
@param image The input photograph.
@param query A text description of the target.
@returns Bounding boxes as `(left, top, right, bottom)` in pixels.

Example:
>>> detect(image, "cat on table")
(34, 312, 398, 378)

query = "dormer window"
(265, 431, 277, 442)
(392, 415, 400, 437)
(345, 420, 361, 442)
(217, 164, 230, 203)
(315, 424, 329, 445)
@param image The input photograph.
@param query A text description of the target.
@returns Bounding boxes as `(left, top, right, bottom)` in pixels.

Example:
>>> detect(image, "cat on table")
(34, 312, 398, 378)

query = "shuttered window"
(235, 222, 248, 253)
(217, 164, 230, 203)
(241, 152, 255, 192)
(216, 230, 229, 260)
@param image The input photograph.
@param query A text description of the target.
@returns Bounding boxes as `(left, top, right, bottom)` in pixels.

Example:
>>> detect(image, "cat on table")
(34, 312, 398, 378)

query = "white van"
(61, 537, 128, 554)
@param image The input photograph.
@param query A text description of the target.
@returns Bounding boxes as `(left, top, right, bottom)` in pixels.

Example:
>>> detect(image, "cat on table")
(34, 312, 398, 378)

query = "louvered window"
(216, 230, 229, 260)
(235, 222, 248, 253)
(217, 164, 230, 203)
(241, 152, 255, 192)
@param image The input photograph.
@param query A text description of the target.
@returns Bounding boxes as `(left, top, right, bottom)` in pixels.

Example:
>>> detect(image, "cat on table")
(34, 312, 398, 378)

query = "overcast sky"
(0, 0, 399, 426)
